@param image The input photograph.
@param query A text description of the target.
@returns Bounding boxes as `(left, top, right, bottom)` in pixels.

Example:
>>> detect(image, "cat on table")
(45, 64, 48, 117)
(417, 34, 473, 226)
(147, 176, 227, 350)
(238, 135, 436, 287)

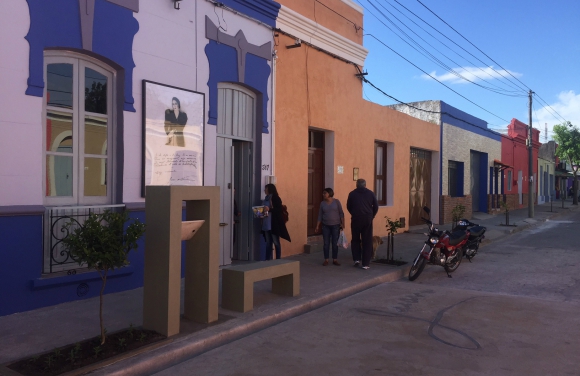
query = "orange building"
(272, 0, 441, 256)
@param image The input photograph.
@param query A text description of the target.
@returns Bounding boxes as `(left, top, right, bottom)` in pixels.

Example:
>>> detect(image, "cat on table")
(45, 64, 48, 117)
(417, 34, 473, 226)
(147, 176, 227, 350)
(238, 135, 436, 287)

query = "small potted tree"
(451, 204, 466, 230)
(499, 199, 516, 226)
(62, 209, 145, 345)
(384, 216, 403, 263)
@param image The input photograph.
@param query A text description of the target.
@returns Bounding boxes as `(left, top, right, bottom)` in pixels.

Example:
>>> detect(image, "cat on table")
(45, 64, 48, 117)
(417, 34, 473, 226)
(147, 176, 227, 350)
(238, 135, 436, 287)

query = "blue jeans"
(264, 231, 281, 260)
(322, 224, 341, 260)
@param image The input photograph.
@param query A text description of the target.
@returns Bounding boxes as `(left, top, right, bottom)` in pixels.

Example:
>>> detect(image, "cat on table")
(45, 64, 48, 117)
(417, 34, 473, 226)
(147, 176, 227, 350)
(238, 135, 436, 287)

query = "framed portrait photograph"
(142, 81, 205, 195)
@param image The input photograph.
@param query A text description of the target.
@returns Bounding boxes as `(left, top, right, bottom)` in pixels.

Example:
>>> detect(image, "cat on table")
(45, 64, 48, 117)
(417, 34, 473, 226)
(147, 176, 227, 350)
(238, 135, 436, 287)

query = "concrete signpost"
(142, 186, 220, 337)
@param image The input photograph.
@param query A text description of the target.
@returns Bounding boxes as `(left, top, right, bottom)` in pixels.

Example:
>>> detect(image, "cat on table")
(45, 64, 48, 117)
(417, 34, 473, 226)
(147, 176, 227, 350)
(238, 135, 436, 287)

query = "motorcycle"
(453, 219, 486, 261)
(408, 206, 469, 281)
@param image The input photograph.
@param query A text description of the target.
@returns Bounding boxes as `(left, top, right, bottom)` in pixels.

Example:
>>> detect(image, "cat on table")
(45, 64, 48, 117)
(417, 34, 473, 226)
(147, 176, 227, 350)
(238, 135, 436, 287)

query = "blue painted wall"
(0, 212, 147, 317)
(205, 42, 272, 133)
(440, 101, 502, 142)
(25, 0, 138, 111)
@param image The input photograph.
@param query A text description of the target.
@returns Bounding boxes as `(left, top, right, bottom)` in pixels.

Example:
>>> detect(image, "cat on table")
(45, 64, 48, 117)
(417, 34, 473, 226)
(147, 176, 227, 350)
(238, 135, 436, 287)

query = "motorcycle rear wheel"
(409, 253, 427, 281)
(445, 250, 462, 273)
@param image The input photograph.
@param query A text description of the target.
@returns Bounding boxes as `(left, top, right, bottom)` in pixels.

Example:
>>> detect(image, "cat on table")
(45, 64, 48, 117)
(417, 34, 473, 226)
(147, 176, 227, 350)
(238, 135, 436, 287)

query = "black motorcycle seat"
(469, 226, 486, 238)
(448, 230, 467, 246)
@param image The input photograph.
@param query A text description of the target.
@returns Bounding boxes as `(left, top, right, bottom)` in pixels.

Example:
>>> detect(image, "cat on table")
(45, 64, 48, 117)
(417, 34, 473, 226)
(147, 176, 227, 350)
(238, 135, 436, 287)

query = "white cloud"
(534, 90, 580, 141)
(421, 66, 522, 85)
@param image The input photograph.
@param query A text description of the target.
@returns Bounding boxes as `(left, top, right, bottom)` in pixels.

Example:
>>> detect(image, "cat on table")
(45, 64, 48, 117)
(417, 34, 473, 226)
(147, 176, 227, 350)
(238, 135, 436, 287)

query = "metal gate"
(409, 148, 431, 226)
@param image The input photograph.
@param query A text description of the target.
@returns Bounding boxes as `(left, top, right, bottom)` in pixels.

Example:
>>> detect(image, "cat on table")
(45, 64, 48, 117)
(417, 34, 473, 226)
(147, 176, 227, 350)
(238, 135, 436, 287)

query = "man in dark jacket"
(346, 179, 379, 269)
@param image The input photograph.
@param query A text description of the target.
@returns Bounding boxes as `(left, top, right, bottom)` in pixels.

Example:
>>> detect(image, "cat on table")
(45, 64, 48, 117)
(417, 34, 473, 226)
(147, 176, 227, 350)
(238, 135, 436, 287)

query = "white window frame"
(43, 51, 116, 207)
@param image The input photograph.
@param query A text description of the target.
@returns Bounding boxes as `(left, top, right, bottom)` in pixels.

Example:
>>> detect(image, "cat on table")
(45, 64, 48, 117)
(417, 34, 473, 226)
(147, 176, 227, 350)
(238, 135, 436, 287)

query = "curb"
(89, 266, 411, 376)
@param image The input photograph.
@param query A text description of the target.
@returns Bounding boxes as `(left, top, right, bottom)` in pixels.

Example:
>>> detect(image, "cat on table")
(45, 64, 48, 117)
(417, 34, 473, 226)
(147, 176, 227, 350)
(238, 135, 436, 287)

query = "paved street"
(155, 210, 580, 376)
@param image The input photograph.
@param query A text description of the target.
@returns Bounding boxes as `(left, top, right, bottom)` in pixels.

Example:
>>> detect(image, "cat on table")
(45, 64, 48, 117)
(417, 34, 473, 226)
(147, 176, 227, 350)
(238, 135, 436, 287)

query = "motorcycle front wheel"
(409, 253, 427, 281)
(445, 250, 462, 273)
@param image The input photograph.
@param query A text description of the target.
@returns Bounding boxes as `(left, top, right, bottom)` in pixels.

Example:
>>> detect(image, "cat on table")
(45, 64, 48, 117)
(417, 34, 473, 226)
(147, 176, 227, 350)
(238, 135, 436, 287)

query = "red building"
(501, 118, 541, 210)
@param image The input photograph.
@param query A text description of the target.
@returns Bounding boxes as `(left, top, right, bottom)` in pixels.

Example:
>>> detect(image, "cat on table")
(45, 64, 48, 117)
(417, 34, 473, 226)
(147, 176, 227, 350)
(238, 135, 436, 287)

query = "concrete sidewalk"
(1, 199, 578, 375)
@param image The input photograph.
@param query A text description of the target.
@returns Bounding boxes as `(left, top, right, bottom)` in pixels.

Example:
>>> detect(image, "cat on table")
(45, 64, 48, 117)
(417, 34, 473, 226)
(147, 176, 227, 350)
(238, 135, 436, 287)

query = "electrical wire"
(364, 33, 509, 123)
(380, 0, 526, 95)
(415, 0, 530, 93)
(388, 0, 527, 94)
(356, 65, 509, 137)
(367, 0, 525, 97)
(533, 93, 568, 124)
(315, 0, 362, 31)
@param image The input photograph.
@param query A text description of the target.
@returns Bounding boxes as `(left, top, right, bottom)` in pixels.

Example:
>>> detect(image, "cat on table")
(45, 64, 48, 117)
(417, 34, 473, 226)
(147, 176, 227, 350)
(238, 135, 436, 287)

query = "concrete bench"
(221, 259, 300, 313)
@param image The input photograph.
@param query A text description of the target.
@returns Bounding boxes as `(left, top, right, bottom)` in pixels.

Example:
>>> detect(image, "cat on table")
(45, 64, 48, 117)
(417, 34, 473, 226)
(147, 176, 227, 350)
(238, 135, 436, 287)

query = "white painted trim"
(276, 5, 368, 66)
(341, 0, 363, 14)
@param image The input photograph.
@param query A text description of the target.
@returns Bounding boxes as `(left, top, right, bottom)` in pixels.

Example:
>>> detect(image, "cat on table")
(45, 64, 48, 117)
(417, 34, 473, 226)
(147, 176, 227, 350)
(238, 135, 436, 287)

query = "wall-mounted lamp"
(353, 167, 359, 181)
(174, 0, 182, 10)
(286, 39, 302, 49)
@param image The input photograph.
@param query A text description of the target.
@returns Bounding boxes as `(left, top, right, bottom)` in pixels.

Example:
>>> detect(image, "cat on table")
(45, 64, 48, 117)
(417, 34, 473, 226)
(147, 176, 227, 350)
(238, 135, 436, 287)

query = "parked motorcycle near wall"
(453, 219, 486, 261)
(408, 207, 469, 281)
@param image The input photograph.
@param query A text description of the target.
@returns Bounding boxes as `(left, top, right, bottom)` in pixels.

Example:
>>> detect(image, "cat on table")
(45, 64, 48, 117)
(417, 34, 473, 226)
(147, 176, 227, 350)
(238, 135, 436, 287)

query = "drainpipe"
(271, 46, 277, 178)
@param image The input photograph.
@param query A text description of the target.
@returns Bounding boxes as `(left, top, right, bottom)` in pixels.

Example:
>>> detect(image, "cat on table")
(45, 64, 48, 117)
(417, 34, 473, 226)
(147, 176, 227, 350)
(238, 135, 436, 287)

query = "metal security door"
(409, 148, 431, 226)
(232, 140, 252, 261)
(216, 137, 234, 266)
(470, 151, 480, 212)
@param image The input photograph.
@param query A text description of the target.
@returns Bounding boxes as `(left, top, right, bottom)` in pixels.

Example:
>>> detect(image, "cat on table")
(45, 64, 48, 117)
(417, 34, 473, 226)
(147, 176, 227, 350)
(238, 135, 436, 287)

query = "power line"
(415, 0, 531, 94)
(380, 0, 524, 95)
(371, 0, 526, 96)
(533, 93, 568, 124)
(388, 0, 527, 94)
(315, 0, 362, 31)
(390, 0, 569, 125)
(364, 33, 510, 123)
(357, 65, 509, 137)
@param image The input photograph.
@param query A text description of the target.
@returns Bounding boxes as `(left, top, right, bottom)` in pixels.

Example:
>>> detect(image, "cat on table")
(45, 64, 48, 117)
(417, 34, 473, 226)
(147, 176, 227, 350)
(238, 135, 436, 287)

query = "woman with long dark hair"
(262, 183, 291, 260)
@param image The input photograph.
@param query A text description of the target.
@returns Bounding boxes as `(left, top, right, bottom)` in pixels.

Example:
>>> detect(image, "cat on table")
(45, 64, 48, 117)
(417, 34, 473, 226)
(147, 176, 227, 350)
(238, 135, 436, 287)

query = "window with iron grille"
(42, 51, 118, 274)
(375, 142, 388, 205)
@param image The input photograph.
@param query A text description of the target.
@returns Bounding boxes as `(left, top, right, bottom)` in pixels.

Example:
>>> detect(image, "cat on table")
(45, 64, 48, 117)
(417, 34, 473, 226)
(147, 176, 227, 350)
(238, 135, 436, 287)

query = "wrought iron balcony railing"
(43, 204, 125, 275)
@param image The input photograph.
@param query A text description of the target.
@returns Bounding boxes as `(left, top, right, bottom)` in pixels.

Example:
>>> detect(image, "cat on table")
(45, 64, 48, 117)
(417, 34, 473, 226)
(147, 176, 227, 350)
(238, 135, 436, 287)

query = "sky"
(356, 0, 580, 141)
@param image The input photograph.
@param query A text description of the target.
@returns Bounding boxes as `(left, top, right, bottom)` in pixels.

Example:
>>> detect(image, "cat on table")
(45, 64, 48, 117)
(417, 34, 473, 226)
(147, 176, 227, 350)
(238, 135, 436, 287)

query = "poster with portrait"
(142, 81, 204, 195)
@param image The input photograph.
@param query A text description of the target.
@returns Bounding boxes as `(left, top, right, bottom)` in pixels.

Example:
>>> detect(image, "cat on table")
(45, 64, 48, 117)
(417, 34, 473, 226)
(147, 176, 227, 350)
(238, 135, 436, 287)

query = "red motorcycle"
(409, 206, 469, 281)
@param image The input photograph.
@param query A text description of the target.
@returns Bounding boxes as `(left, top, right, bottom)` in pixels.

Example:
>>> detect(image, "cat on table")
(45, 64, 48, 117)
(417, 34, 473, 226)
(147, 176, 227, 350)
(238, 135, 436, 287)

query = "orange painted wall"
(273, 20, 440, 256)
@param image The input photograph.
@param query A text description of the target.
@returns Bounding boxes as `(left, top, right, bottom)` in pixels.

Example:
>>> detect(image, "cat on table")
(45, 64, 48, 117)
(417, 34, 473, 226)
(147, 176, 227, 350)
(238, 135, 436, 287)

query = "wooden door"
(308, 130, 324, 236)
(409, 148, 431, 226)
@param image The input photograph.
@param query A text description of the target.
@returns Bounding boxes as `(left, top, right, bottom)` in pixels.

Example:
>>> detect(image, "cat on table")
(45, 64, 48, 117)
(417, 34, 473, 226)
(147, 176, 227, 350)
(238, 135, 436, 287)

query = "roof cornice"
(276, 5, 368, 66)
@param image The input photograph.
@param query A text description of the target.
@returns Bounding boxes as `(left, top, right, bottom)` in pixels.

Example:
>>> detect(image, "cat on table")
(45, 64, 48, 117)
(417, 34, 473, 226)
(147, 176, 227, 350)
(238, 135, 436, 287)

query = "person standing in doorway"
(262, 184, 291, 260)
(315, 188, 345, 266)
(346, 179, 378, 270)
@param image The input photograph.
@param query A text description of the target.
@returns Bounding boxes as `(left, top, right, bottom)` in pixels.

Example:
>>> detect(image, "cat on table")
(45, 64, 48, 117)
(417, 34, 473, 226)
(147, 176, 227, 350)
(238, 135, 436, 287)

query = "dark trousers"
(264, 230, 281, 260)
(351, 218, 373, 266)
(322, 224, 340, 259)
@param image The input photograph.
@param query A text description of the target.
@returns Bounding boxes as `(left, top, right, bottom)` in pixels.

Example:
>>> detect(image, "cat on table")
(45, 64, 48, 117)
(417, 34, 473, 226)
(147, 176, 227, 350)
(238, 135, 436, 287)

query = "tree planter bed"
(4, 328, 167, 376)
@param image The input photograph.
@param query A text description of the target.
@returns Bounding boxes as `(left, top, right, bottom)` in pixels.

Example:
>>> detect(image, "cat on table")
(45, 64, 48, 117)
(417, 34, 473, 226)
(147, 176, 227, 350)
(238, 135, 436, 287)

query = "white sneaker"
(353, 261, 360, 266)
(362, 266, 370, 270)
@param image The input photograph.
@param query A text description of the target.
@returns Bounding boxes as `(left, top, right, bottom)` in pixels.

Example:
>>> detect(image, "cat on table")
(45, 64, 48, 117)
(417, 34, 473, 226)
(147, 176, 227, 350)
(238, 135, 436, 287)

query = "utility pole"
(528, 90, 534, 218)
